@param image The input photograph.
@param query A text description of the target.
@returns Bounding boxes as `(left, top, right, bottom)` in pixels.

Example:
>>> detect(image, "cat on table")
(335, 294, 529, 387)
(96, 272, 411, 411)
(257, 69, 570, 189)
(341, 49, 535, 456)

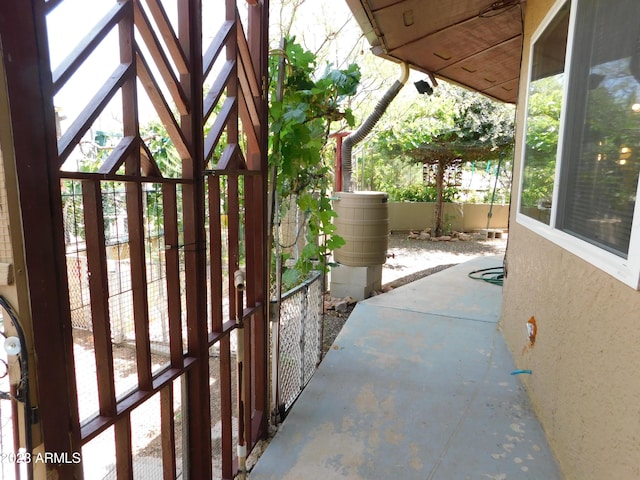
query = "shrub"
(387, 184, 458, 203)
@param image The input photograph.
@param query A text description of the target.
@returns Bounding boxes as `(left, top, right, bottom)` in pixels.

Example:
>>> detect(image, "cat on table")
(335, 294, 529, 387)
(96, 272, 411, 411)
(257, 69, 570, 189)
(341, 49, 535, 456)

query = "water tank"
(333, 191, 389, 267)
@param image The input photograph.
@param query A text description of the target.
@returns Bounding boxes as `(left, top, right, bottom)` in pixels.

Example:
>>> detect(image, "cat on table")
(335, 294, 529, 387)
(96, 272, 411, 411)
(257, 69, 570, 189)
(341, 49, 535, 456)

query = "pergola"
(407, 139, 497, 236)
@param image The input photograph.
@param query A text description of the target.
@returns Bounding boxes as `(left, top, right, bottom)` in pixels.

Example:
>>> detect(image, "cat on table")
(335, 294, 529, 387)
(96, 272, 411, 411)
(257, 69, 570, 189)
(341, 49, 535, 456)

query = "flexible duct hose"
(341, 62, 409, 191)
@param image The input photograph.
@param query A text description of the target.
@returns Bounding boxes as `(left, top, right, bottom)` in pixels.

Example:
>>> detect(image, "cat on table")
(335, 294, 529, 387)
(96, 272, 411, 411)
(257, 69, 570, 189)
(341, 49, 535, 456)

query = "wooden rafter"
(134, 0, 189, 115)
(97, 135, 138, 175)
(203, 20, 234, 79)
(57, 62, 133, 166)
(135, 44, 192, 160)
(142, 0, 189, 75)
(52, 2, 130, 93)
(205, 96, 236, 164)
(204, 59, 234, 122)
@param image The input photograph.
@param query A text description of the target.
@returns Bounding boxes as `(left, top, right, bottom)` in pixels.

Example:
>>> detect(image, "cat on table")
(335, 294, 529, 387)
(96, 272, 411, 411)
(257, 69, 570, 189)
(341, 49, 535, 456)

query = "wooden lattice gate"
(0, 0, 269, 478)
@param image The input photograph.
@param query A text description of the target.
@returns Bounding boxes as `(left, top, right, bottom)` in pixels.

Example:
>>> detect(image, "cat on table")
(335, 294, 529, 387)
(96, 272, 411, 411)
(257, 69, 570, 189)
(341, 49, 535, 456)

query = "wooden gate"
(0, 0, 269, 478)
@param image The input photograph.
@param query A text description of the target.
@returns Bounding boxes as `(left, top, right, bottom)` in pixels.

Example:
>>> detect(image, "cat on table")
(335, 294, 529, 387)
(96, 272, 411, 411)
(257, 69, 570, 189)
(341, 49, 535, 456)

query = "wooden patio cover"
(345, 0, 526, 103)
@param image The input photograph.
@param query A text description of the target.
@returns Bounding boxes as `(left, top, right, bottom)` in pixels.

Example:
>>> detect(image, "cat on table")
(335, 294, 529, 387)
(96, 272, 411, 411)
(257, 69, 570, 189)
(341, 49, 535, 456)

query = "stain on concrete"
(281, 422, 367, 480)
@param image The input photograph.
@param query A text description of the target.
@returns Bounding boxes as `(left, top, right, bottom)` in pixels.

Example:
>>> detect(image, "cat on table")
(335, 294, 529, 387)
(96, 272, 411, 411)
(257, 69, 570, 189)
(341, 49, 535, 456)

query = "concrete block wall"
(387, 202, 510, 232)
(330, 264, 382, 300)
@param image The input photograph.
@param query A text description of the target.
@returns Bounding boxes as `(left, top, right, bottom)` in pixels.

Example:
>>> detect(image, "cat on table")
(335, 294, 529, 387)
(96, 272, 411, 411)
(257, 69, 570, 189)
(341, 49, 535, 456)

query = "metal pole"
(487, 150, 504, 230)
(234, 269, 247, 479)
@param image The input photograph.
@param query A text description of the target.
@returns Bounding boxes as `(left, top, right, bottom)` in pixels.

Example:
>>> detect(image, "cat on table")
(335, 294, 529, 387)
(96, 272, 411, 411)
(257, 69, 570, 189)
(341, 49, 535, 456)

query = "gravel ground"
(382, 231, 507, 285)
(322, 232, 507, 354)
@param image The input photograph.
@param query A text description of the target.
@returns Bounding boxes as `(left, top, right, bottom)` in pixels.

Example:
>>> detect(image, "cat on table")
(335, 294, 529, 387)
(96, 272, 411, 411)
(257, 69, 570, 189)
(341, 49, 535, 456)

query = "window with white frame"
(518, 0, 640, 288)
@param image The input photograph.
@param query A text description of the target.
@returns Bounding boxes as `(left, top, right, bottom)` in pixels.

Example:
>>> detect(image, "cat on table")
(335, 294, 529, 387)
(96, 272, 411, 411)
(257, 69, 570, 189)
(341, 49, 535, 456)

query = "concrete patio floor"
(250, 255, 563, 480)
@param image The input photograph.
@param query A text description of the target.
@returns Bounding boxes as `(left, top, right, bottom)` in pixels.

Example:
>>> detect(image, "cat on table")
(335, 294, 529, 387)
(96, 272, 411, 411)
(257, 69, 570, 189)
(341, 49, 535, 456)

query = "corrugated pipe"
(341, 62, 409, 191)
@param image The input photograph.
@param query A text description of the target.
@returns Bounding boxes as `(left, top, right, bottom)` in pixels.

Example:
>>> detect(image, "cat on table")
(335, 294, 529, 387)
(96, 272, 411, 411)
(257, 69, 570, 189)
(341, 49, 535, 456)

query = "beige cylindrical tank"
(333, 191, 389, 267)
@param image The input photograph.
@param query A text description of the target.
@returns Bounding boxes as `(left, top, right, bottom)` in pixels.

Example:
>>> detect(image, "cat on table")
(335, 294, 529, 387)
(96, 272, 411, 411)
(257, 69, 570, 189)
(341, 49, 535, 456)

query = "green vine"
(269, 37, 360, 288)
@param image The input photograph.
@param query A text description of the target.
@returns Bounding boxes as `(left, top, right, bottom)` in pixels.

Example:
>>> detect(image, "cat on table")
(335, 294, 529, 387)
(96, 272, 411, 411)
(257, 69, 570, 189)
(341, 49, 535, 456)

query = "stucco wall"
(388, 202, 509, 232)
(501, 1, 640, 478)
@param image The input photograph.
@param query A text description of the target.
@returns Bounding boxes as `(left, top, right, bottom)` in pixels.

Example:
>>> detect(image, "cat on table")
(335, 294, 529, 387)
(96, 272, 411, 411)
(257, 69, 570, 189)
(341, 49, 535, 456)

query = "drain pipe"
(341, 62, 410, 191)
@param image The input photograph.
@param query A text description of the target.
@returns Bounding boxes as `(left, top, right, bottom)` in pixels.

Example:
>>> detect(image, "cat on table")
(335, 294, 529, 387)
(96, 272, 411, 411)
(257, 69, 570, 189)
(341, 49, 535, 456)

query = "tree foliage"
(357, 83, 515, 199)
(521, 75, 563, 209)
(269, 37, 361, 287)
(375, 83, 514, 158)
(385, 183, 458, 203)
(361, 83, 515, 234)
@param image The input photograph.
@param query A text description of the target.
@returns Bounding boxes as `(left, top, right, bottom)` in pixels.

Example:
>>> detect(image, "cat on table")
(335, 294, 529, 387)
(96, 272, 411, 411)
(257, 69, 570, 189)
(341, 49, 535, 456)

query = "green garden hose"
(468, 266, 505, 286)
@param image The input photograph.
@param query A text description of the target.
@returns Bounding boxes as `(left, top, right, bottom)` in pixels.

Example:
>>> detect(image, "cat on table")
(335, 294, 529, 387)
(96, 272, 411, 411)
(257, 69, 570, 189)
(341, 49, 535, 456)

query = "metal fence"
(273, 271, 324, 416)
